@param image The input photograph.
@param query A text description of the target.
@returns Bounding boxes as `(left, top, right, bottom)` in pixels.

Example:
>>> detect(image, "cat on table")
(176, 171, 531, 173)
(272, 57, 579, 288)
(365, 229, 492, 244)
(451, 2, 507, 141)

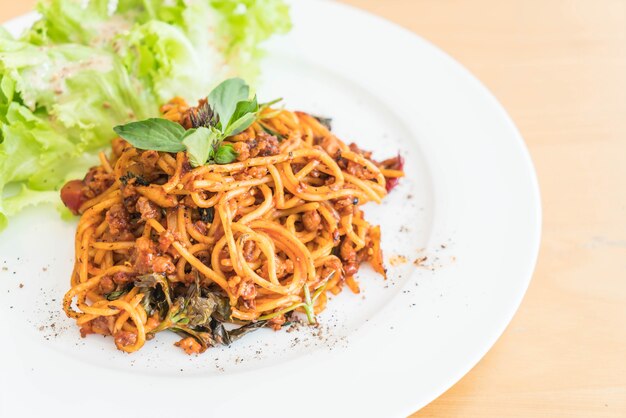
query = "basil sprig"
(113, 78, 265, 167)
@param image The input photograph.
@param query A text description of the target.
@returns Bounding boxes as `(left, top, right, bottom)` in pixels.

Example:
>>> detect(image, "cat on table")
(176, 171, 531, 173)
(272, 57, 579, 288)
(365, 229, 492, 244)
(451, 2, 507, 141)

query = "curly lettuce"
(210, 0, 292, 79)
(0, 0, 290, 230)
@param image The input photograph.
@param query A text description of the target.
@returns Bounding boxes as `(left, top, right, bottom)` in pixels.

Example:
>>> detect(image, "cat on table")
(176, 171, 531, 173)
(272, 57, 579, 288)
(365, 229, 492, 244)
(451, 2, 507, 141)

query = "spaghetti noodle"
(61, 99, 404, 354)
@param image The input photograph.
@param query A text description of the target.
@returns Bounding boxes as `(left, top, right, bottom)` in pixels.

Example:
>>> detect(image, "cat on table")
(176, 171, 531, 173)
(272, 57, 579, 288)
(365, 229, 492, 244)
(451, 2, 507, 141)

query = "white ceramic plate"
(0, 1, 541, 417)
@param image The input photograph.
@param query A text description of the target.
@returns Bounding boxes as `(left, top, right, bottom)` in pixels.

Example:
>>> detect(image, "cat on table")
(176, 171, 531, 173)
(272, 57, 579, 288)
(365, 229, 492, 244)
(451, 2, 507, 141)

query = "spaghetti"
(61, 99, 404, 354)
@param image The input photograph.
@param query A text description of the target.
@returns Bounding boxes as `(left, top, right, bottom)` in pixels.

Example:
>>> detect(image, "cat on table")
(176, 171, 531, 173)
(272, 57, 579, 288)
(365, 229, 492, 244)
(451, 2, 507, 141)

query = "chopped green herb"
(119, 172, 149, 186)
(105, 289, 128, 301)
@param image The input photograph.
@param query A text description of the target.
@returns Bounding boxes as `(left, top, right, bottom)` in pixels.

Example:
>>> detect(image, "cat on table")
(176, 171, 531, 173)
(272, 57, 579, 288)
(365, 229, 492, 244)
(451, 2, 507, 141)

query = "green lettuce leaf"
(24, 0, 112, 46)
(0, 34, 151, 212)
(119, 20, 217, 103)
(210, 0, 292, 80)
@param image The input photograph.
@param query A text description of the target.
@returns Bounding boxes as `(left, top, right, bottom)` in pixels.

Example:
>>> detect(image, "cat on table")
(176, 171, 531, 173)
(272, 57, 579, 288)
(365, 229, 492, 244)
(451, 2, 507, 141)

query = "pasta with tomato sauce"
(60, 97, 404, 354)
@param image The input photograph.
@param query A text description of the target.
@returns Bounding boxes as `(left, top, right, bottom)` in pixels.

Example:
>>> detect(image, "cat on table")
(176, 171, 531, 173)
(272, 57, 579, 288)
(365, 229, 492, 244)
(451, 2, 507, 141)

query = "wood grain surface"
(2, 1, 625, 416)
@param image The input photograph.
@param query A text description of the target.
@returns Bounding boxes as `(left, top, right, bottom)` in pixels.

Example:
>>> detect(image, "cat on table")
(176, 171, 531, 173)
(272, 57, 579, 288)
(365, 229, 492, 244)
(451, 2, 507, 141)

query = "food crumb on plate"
(413, 256, 428, 266)
(389, 255, 408, 266)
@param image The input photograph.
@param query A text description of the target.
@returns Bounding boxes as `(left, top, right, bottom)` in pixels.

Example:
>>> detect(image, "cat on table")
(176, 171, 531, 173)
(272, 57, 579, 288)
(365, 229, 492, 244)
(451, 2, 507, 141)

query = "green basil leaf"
(208, 78, 250, 132)
(182, 127, 219, 167)
(214, 144, 238, 164)
(229, 95, 258, 125)
(224, 113, 257, 137)
(113, 118, 186, 152)
(222, 95, 258, 137)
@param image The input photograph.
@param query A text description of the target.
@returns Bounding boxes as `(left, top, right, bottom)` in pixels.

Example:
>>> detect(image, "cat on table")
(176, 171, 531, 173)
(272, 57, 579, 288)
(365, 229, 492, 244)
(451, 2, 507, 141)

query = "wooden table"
(2, 1, 625, 416)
